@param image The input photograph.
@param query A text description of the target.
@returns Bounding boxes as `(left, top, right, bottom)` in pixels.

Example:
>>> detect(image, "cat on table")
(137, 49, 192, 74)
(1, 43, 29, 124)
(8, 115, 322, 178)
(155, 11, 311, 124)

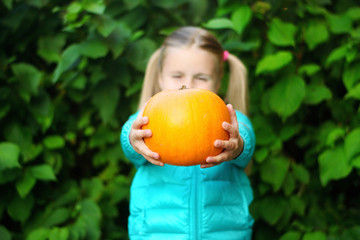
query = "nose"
(184, 77, 194, 89)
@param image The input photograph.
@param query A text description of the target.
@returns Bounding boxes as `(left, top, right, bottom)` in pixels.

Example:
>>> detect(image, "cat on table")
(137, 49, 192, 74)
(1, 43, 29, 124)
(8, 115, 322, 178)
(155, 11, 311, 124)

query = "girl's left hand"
(200, 104, 244, 168)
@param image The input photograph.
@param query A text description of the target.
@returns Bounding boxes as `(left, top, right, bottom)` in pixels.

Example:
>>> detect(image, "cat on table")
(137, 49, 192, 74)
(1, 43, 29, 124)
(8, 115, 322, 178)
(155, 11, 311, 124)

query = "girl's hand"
(129, 106, 164, 166)
(201, 104, 244, 168)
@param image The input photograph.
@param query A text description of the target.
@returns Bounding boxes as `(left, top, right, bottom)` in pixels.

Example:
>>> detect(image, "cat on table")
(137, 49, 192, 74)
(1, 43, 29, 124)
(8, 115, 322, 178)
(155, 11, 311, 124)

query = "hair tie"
(223, 50, 229, 61)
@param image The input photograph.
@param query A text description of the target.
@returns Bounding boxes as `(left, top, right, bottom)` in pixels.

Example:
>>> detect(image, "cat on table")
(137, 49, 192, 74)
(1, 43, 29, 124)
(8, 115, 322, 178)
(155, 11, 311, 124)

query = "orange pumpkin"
(142, 87, 230, 166)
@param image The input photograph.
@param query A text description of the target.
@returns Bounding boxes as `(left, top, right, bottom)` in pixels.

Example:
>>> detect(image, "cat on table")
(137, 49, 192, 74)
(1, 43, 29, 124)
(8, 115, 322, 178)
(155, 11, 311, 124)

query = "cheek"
(160, 76, 183, 90)
(194, 81, 217, 92)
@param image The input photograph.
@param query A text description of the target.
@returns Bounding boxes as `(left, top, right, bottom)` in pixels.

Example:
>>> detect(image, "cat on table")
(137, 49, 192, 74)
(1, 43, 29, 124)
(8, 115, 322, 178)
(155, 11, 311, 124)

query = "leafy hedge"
(1, 0, 360, 239)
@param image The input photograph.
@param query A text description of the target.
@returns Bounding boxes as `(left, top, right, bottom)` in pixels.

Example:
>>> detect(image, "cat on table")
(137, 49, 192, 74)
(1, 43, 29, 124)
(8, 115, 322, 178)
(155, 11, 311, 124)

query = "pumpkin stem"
(180, 85, 187, 90)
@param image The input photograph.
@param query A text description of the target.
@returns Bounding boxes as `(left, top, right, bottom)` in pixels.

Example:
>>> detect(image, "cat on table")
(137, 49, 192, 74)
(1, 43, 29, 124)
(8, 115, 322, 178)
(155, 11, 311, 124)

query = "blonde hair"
(138, 26, 249, 115)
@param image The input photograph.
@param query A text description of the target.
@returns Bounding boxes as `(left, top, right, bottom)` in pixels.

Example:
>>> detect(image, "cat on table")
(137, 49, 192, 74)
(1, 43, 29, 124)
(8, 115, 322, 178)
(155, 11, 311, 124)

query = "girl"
(120, 26, 255, 240)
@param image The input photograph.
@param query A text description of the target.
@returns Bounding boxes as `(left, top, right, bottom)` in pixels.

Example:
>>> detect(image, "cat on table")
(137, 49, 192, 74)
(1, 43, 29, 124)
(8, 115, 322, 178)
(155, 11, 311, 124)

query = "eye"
(196, 75, 210, 81)
(172, 73, 183, 79)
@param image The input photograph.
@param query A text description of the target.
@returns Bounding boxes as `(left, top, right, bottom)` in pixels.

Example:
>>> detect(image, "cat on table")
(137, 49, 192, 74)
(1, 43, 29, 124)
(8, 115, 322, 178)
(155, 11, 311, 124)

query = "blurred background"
(1, 0, 360, 239)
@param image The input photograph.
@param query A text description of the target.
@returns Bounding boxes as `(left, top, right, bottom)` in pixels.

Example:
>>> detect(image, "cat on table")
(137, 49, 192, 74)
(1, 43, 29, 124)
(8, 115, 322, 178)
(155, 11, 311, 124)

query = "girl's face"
(159, 46, 220, 93)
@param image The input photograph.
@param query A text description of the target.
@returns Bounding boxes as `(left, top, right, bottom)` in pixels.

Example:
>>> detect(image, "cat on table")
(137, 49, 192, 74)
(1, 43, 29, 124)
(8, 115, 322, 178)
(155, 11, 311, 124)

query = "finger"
(206, 155, 227, 164)
(132, 129, 152, 140)
(222, 121, 239, 139)
(227, 104, 238, 127)
(139, 142, 160, 160)
(141, 147, 164, 167)
(214, 139, 236, 151)
(132, 116, 149, 130)
(200, 163, 218, 168)
(145, 157, 164, 167)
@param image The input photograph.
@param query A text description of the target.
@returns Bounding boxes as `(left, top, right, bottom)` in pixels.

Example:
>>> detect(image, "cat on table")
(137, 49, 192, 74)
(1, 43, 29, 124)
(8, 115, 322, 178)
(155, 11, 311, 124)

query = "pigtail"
(225, 53, 249, 115)
(138, 48, 162, 110)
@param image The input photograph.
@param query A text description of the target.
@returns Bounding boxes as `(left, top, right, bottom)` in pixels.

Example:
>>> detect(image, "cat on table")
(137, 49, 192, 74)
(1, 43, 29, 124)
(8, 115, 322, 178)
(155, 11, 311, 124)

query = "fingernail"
(222, 122, 228, 128)
(206, 157, 213, 163)
(153, 153, 159, 159)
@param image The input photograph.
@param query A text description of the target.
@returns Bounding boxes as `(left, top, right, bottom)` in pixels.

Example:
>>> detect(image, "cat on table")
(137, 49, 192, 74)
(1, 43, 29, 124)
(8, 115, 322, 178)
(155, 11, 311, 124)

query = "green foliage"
(0, 0, 360, 239)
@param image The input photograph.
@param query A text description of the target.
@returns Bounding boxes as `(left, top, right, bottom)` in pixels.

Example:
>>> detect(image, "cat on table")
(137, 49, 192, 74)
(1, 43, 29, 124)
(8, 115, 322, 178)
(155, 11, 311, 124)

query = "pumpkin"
(142, 87, 230, 166)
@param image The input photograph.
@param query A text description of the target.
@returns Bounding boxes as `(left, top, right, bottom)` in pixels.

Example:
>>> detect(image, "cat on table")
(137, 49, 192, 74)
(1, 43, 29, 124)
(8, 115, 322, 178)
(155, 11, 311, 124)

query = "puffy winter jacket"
(120, 110, 255, 240)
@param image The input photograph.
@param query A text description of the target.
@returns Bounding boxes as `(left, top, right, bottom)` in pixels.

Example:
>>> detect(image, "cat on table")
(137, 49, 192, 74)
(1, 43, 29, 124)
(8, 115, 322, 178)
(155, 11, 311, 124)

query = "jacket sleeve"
(120, 111, 148, 168)
(231, 110, 256, 168)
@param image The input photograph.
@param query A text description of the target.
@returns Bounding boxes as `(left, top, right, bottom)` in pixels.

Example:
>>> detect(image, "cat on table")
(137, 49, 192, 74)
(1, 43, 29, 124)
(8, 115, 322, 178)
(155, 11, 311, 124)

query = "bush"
(0, 0, 359, 239)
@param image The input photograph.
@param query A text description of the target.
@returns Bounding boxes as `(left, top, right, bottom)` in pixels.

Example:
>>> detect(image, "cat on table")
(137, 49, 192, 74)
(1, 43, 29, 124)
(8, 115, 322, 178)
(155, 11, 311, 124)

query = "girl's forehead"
(162, 46, 218, 74)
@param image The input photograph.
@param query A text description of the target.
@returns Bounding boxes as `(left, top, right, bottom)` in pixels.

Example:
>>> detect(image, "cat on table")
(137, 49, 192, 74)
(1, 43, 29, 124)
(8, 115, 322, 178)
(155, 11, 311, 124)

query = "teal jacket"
(120, 110, 255, 240)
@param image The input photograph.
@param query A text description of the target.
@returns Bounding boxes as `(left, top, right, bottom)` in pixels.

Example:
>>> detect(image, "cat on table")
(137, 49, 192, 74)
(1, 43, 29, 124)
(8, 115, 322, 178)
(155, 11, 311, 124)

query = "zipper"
(192, 166, 200, 240)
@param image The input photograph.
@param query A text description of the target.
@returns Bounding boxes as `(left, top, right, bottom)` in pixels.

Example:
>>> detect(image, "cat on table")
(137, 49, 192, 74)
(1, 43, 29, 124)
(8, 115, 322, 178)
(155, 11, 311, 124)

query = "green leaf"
(37, 35, 66, 63)
(345, 83, 360, 100)
(283, 173, 295, 196)
(29, 92, 54, 131)
(26, 228, 50, 240)
(304, 83, 332, 105)
(80, 39, 108, 59)
(16, 171, 37, 198)
(299, 64, 320, 76)
(2, 0, 13, 9)
(30, 164, 56, 181)
(279, 124, 301, 141)
(108, 23, 132, 59)
(346, 7, 360, 20)
(290, 195, 306, 216)
(254, 147, 268, 163)
(326, 13, 352, 34)
(304, 21, 329, 50)
(252, 116, 277, 146)
(279, 231, 301, 240)
(0, 225, 11, 240)
(0, 104, 10, 119)
(12, 63, 42, 102)
(43, 208, 70, 228)
(268, 18, 297, 47)
(83, 0, 105, 14)
(203, 18, 234, 30)
(292, 163, 310, 184)
(7, 194, 34, 222)
(0, 142, 20, 171)
(94, 15, 117, 37)
(345, 128, 360, 163)
(149, 0, 187, 9)
(325, 44, 348, 67)
(269, 75, 306, 119)
(53, 44, 81, 84)
(341, 226, 360, 240)
(343, 63, 360, 91)
(127, 38, 157, 71)
(49, 227, 69, 240)
(260, 156, 290, 191)
(92, 83, 120, 124)
(256, 51, 293, 75)
(43, 135, 65, 149)
(318, 146, 352, 186)
(223, 40, 260, 52)
(259, 196, 287, 225)
(326, 127, 345, 147)
(303, 231, 327, 240)
(231, 6, 252, 35)
(26, 0, 49, 8)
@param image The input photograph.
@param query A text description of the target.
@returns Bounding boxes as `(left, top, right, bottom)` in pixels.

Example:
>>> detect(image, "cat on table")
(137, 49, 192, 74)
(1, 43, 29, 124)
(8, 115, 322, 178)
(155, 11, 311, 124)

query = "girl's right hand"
(129, 110, 164, 167)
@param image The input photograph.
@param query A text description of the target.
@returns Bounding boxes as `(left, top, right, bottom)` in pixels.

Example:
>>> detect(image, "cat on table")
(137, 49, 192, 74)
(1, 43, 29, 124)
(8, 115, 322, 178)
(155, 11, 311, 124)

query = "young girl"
(120, 26, 255, 240)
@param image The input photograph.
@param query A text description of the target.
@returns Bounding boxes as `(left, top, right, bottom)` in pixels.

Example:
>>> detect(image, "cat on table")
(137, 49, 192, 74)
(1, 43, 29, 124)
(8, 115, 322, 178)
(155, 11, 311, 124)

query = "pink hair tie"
(223, 50, 229, 61)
